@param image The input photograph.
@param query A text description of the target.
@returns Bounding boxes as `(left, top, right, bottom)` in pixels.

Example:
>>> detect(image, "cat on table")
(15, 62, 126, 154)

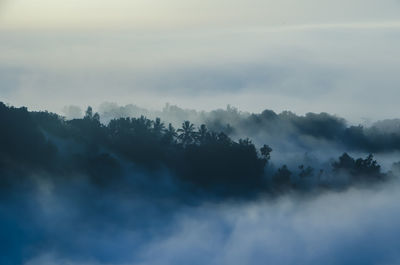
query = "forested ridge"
(99, 103, 400, 154)
(1, 102, 394, 198)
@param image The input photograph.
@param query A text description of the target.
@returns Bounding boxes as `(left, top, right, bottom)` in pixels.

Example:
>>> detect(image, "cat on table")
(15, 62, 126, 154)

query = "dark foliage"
(202, 107, 400, 153)
(0, 102, 391, 197)
(332, 153, 383, 182)
(0, 103, 57, 171)
(273, 165, 292, 190)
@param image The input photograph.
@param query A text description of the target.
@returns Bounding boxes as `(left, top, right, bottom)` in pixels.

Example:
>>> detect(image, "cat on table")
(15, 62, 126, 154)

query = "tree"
(153, 117, 165, 137)
(332, 153, 355, 172)
(93, 112, 100, 122)
(239, 138, 252, 146)
(332, 153, 382, 181)
(260, 144, 272, 161)
(84, 106, 100, 123)
(217, 132, 232, 145)
(177, 121, 195, 146)
(84, 106, 93, 119)
(133, 116, 152, 134)
(354, 154, 381, 178)
(163, 123, 177, 144)
(298, 165, 314, 178)
(274, 165, 292, 188)
(196, 124, 208, 144)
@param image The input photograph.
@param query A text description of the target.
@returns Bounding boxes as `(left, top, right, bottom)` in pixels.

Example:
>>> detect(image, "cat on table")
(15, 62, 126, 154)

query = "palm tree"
(196, 124, 208, 144)
(163, 123, 177, 144)
(177, 121, 195, 145)
(134, 116, 152, 132)
(153, 117, 165, 137)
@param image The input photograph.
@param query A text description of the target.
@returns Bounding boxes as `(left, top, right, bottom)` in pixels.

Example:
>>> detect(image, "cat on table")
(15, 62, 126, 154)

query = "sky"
(1, 0, 400, 122)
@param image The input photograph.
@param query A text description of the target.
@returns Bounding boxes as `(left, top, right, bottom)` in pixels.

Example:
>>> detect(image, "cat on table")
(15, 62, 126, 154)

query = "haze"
(1, 0, 400, 121)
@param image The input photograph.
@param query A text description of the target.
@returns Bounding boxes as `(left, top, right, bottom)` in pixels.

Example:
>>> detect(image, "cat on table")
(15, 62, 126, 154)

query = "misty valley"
(2, 102, 400, 265)
(2, 1, 400, 264)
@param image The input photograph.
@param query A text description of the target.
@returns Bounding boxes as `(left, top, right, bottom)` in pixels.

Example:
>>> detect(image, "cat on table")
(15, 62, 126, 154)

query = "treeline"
(205, 108, 400, 154)
(0, 102, 394, 198)
(98, 103, 400, 154)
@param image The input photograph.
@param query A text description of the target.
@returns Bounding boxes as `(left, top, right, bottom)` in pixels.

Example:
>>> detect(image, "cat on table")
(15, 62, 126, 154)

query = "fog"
(1, 23, 400, 122)
(93, 102, 400, 171)
(12, 177, 400, 265)
(1, 102, 400, 265)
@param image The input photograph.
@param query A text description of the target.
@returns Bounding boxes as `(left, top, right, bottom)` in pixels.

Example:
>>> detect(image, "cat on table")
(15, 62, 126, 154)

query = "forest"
(0, 102, 393, 199)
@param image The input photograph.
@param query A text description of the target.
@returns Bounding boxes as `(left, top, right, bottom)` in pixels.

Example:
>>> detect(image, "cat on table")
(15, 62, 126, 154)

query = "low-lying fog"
(14, 177, 400, 265)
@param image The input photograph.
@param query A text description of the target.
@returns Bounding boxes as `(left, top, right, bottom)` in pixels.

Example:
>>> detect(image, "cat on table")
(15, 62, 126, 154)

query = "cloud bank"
(14, 180, 400, 265)
(1, 22, 400, 122)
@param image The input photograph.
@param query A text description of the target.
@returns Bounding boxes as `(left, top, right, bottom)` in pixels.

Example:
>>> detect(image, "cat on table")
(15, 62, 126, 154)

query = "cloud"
(1, 0, 400, 29)
(96, 102, 400, 171)
(1, 23, 400, 121)
(18, 180, 400, 265)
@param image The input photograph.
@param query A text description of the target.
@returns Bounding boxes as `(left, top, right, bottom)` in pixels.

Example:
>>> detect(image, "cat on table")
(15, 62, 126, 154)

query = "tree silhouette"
(298, 165, 314, 178)
(163, 123, 178, 144)
(260, 144, 272, 161)
(153, 117, 165, 137)
(196, 124, 208, 144)
(274, 165, 292, 188)
(93, 112, 100, 122)
(177, 121, 195, 146)
(333, 153, 382, 181)
(85, 106, 93, 119)
(0, 101, 391, 198)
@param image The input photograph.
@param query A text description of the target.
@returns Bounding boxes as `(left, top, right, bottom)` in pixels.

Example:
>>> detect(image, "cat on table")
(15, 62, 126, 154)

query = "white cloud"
(23, 181, 400, 265)
(1, 23, 400, 122)
(1, 0, 400, 29)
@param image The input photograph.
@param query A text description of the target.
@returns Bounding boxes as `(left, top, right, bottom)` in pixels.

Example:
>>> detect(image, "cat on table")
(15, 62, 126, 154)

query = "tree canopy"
(0, 102, 392, 197)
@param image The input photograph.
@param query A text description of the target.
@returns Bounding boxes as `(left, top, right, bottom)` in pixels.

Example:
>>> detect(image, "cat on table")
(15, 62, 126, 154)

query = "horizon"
(1, 1, 400, 122)
(1, 100, 394, 126)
